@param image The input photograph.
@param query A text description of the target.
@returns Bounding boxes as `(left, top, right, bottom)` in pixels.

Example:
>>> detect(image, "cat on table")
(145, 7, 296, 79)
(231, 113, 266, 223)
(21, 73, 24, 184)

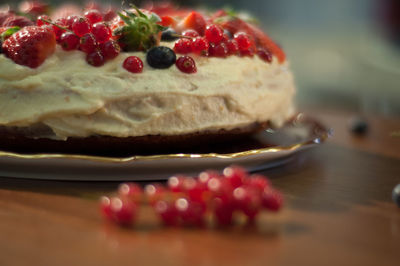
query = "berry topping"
(159, 15, 175, 27)
(2, 15, 34, 28)
(19, 0, 49, 16)
(179, 11, 206, 36)
(72, 17, 92, 37)
(100, 196, 137, 226)
(208, 42, 228, 57)
(205, 24, 224, 44)
(173, 38, 192, 54)
(182, 29, 199, 38)
(113, 7, 165, 51)
(2, 26, 56, 68)
(234, 32, 252, 51)
(79, 33, 98, 54)
(226, 39, 239, 55)
(86, 50, 105, 67)
(176, 56, 197, 74)
(257, 48, 273, 63)
(84, 9, 103, 24)
(65, 15, 79, 30)
(161, 28, 179, 42)
(91, 22, 111, 43)
(37, 15, 51, 27)
(261, 188, 283, 211)
(59, 32, 80, 51)
(99, 40, 120, 60)
(191, 37, 209, 54)
(123, 56, 144, 73)
(146, 46, 176, 69)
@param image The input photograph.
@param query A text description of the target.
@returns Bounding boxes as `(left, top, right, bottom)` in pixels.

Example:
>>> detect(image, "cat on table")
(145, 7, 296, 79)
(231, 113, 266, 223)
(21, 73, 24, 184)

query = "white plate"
(0, 114, 329, 181)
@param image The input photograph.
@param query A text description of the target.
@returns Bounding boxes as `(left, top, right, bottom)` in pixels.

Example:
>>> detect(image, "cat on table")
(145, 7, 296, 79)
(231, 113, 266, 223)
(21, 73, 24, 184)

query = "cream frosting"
(0, 46, 295, 140)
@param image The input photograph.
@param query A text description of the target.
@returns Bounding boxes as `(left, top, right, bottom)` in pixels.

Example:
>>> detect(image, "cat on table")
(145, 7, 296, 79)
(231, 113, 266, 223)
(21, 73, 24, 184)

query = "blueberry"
(146, 46, 176, 69)
(349, 116, 369, 135)
(393, 184, 400, 207)
(161, 28, 179, 42)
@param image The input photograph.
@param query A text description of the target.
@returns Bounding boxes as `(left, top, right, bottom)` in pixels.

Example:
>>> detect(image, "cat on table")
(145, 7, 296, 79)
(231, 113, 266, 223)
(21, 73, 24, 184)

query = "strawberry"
(178, 11, 206, 35)
(219, 17, 286, 63)
(19, 1, 50, 16)
(159, 15, 175, 27)
(2, 26, 56, 68)
(145, 2, 191, 17)
(2, 15, 34, 28)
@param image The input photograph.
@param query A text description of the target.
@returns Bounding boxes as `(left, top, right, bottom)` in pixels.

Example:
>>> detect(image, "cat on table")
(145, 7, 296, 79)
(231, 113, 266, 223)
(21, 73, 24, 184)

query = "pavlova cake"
(0, 1, 295, 154)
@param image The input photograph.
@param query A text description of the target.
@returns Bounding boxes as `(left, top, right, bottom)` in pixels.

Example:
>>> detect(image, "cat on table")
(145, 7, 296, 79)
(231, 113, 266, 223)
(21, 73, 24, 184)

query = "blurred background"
(2, 0, 400, 116)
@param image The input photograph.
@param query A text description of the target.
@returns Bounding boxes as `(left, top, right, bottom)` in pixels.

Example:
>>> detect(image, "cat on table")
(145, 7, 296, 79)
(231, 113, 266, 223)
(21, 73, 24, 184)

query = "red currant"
(80, 33, 98, 54)
(208, 42, 228, 57)
(240, 47, 255, 57)
(72, 17, 92, 37)
(191, 37, 209, 54)
(261, 188, 283, 211)
(123, 56, 144, 73)
(175, 198, 205, 226)
(176, 56, 197, 74)
(91, 22, 112, 43)
(84, 9, 103, 24)
(182, 29, 199, 38)
(233, 186, 261, 221)
(257, 48, 273, 63)
(100, 196, 113, 220)
(226, 39, 239, 55)
(52, 18, 67, 41)
(154, 200, 179, 226)
(212, 196, 234, 226)
(248, 174, 270, 192)
(118, 183, 143, 203)
(168, 175, 186, 193)
(109, 196, 137, 226)
(223, 165, 248, 188)
(205, 24, 224, 44)
(234, 32, 252, 51)
(174, 38, 192, 54)
(37, 15, 51, 26)
(86, 50, 105, 67)
(99, 40, 120, 60)
(66, 15, 79, 30)
(59, 32, 80, 51)
(144, 184, 166, 205)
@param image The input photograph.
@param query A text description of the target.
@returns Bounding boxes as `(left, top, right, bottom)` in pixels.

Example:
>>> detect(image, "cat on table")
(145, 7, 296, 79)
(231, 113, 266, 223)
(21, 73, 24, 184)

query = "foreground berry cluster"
(100, 166, 283, 227)
(0, 1, 286, 74)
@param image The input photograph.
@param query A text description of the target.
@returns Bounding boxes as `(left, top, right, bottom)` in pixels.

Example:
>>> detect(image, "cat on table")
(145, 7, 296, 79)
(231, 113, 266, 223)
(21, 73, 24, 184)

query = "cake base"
(0, 121, 271, 156)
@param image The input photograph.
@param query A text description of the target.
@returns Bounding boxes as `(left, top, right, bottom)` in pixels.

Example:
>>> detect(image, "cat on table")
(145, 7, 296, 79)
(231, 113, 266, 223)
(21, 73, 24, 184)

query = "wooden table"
(0, 109, 399, 266)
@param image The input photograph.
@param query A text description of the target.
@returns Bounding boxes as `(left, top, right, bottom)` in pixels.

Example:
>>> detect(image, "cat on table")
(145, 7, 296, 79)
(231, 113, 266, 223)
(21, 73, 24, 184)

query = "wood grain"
(0, 110, 399, 266)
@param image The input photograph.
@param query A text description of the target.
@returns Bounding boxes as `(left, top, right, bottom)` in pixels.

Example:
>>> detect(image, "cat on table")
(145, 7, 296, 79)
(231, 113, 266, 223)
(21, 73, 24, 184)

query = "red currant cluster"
(174, 24, 272, 63)
(100, 166, 283, 228)
(37, 9, 120, 67)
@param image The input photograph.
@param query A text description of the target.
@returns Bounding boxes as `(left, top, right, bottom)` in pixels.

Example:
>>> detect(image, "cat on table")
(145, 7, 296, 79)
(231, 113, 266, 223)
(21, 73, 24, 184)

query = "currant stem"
(40, 18, 78, 36)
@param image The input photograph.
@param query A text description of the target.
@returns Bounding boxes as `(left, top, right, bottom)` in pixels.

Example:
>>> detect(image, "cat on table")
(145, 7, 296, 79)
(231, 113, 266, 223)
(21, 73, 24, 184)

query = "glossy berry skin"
(257, 48, 273, 63)
(36, 15, 51, 26)
(233, 186, 261, 220)
(154, 200, 179, 226)
(261, 188, 283, 212)
(168, 176, 186, 193)
(161, 28, 179, 42)
(144, 184, 166, 205)
(191, 37, 209, 54)
(107, 196, 137, 226)
(65, 15, 79, 30)
(2, 26, 56, 68)
(205, 24, 224, 44)
(59, 32, 80, 51)
(99, 40, 120, 60)
(146, 46, 176, 69)
(208, 42, 228, 57)
(72, 17, 92, 37)
(91, 22, 112, 43)
(118, 182, 143, 203)
(2, 15, 34, 28)
(86, 50, 105, 67)
(52, 18, 67, 41)
(123, 56, 143, 73)
(176, 56, 197, 74)
(174, 38, 192, 54)
(80, 33, 98, 54)
(226, 39, 239, 55)
(84, 9, 103, 24)
(234, 32, 252, 51)
(212, 196, 234, 226)
(223, 166, 248, 188)
(248, 174, 270, 192)
(180, 11, 206, 36)
(175, 198, 205, 226)
(182, 29, 199, 38)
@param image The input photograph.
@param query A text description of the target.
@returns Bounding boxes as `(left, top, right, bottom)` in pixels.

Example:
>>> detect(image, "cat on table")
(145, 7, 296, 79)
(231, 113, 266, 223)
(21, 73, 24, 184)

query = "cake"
(0, 1, 295, 155)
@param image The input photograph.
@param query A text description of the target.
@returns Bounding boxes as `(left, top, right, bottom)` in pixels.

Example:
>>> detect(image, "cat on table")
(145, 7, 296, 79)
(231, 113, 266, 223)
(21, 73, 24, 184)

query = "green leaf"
(1, 26, 20, 41)
(150, 13, 162, 23)
(118, 12, 133, 26)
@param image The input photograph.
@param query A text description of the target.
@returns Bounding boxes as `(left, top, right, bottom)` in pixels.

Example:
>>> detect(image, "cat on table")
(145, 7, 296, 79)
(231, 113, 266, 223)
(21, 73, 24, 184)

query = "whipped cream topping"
(0, 46, 295, 140)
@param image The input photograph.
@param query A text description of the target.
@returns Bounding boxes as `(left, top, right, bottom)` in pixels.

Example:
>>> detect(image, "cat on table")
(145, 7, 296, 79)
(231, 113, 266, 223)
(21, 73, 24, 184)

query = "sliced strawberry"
(2, 15, 34, 28)
(19, 1, 50, 16)
(145, 2, 191, 17)
(159, 15, 175, 27)
(178, 11, 206, 36)
(2, 26, 56, 68)
(219, 18, 286, 63)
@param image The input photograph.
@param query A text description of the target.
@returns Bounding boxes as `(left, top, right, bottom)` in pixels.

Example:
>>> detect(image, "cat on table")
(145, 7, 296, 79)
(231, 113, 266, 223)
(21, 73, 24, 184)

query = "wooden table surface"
(0, 109, 399, 266)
